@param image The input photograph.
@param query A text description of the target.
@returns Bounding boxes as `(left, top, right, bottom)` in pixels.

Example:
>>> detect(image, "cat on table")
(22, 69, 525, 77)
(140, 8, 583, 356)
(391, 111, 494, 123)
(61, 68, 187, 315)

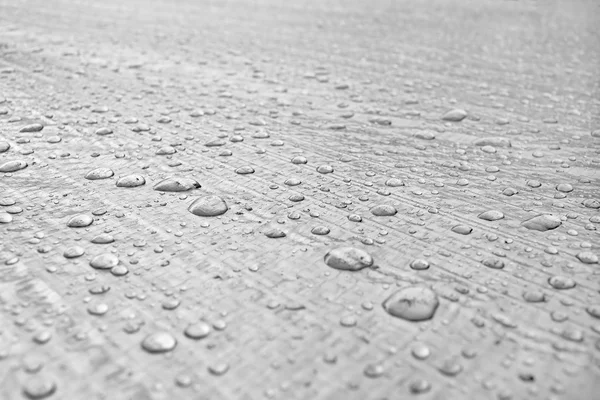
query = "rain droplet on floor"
(521, 214, 561, 231)
(188, 195, 228, 217)
(382, 287, 439, 321)
(66, 214, 93, 228)
(141, 332, 177, 353)
(116, 174, 146, 188)
(153, 177, 201, 192)
(324, 247, 373, 271)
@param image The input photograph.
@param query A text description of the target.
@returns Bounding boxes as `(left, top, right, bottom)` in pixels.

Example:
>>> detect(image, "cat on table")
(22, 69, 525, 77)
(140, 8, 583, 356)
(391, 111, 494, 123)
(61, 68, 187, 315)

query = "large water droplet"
(63, 246, 85, 258)
(22, 376, 56, 399)
(66, 214, 93, 228)
(0, 160, 28, 172)
(521, 214, 561, 231)
(116, 174, 146, 188)
(184, 322, 211, 339)
(478, 210, 504, 221)
(548, 276, 576, 290)
(451, 225, 473, 235)
(316, 165, 334, 174)
(382, 287, 439, 321)
(90, 253, 119, 270)
(153, 177, 201, 192)
(410, 259, 430, 270)
(85, 168, 114, 180)
(441, 109, 467, 122)
(324, 247, 373, 271)
(370, 204, 397, 216)
(141, 331, 177, 353)
(188, 195, 228, 217)
(20, 123, 44, 133)
(576, 251, 598, 264)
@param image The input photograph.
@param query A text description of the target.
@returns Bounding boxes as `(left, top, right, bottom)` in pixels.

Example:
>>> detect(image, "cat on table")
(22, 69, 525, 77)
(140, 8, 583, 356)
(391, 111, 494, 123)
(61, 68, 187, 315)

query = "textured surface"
(1, 0, 600, 399)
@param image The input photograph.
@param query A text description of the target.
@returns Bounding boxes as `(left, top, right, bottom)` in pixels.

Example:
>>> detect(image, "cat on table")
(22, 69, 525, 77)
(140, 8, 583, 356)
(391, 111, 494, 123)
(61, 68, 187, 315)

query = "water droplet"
(384, 178, 405, 187)
(208, 363, 229, 376)
(265, 228, 286, 238)
(0, 213, 13, 223)
(316, 165, 334, 174)
(548, 276, 576, 290)
(89, 253, 119, 270)
(482, 258, 505, 269)
(156, 146, 176, 155)
(340, 315, 357, 327)
(585, 305, 600, 319)
(66, 214, 93, 228)
(576, 251, 598, 264)
(522, 291, 546, 303)
(502, 187, 518, 196)
(141, 332, 177, 353)
(291, 156, 307, 164)
(438, 358, 463, 376)
(95, 127, 113, 136)
(478, 210, 504, 221)
(22, 376, 56, 399)
(311, 226, 330, 235)
(441, 109, 467, 122)
(91, 233, 115, 244)
(370, 204, 397, 216)
(153, 177, 201, 192)
(409, 378, 431, 394)
(451, 225, 472, 235)
(556, 183, 573, 193)
(235, 166, 255, 175)
(382, 287, 439, 321)
(348, 214, 362, 222)
(410, 259, 430, 270)
(20, 123, 44, 133)
(63, 246, 85, 258)
(582, 199, 600, 209)
(111, 265, 129, 276)
(411, 343, 431, 359)
(324, 247, 373, 271)
(521, 214, 561, 231)
(184, 322, 211, 339)
(116, 174, 146, 188)
(0, 159, 28, 172)
(87, 303, 109, 316)
(474, 137, 511, 147)
(188, 195, 228, 217)
(363, 363, 384, 378)
(85, 168, 114, 180)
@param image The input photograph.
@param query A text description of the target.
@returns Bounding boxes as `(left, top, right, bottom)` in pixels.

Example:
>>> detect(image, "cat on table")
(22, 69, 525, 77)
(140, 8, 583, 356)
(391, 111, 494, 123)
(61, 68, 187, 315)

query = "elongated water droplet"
(324, 247, 373, 271)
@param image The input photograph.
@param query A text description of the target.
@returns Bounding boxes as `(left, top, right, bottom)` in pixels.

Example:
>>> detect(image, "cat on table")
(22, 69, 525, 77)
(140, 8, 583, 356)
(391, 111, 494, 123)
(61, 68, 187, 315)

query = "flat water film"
(0, 0, 599, 399)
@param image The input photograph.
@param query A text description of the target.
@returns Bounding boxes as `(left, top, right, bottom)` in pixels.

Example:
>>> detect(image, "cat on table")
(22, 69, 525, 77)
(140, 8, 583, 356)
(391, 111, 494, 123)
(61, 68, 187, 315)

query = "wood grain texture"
(1, 0, 599, 399)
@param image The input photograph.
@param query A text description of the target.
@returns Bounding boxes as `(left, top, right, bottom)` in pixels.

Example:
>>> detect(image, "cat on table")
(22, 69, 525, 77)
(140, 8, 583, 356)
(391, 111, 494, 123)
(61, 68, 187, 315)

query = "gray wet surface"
(1, 0, 600, 399)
